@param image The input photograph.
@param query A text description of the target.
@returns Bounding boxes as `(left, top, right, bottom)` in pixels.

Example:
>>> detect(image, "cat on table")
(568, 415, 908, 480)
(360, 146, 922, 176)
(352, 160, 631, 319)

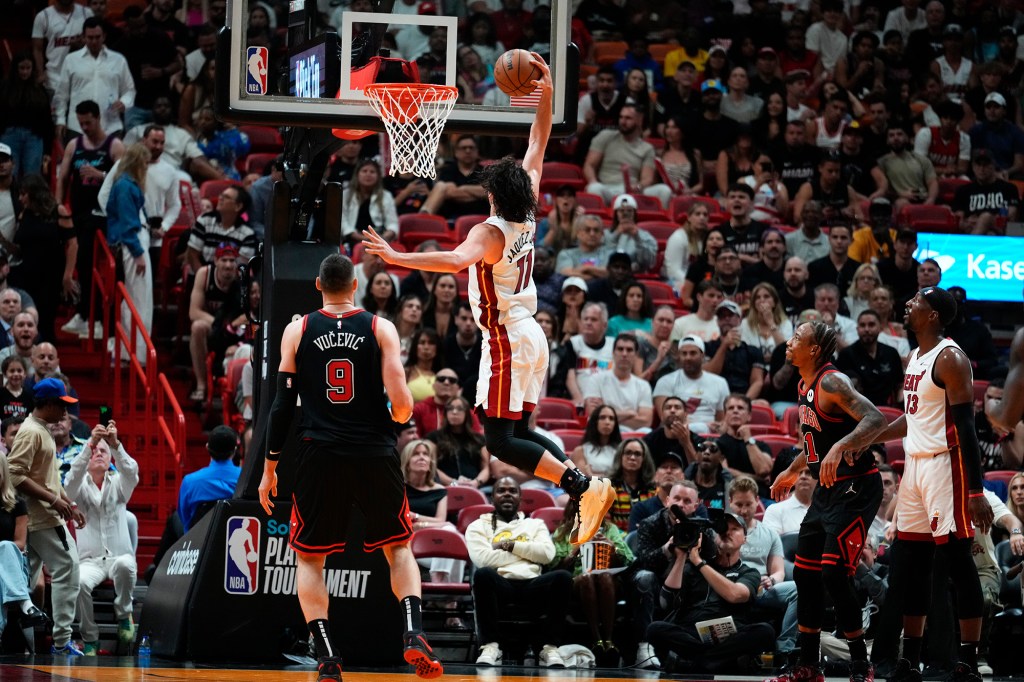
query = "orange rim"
(364, 83, 459, 124)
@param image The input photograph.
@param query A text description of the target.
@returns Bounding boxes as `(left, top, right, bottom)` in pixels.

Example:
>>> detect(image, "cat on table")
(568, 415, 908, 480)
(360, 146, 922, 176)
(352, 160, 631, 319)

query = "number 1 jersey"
(469, 215, 537, 331)
(798, 363, 873, 479)
(295, 309, 397, 456)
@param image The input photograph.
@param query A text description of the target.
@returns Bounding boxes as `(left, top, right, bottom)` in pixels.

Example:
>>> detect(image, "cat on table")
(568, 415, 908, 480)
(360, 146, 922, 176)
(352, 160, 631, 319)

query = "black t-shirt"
(951, 179, 1020, 217)
(0, 386, 32, 420)
(740, 260, 785, 293)
(643, 427, 701, 464)
(294, 308, 397, 454)
(840, 149, 880, 197)
(807, 255, 861, 295)
(704, 339, 766, 395)
(437, 162, 489, 217)
(684, 463, 729, 510)
(443, 334, 481, 405)
(835, 341, 904, 407)
(773, 143, 818, 197)
(717, 220, 768, 261)
(876, 257, 920, 310)
(0, 497, 26, 543)
(977, 409, 1008, 471)
(384, 175, 434, 215)
(780, 288, 816, 328)
(670, 557, 761, 626)
(692, 115, 739, 163)
(717, 432, 772, 497)
(426, 430, 485, 482)
(406, 485, 447, 518)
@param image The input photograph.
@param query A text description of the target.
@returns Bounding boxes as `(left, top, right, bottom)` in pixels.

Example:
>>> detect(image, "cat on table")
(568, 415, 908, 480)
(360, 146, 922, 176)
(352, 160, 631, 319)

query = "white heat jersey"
(903, 338, 964, 457)
(469, 215, 537, 331)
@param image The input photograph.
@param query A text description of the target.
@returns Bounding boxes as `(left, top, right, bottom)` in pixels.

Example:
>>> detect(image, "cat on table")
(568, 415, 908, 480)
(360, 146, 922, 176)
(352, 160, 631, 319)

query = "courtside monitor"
(217, 0, 578, 136)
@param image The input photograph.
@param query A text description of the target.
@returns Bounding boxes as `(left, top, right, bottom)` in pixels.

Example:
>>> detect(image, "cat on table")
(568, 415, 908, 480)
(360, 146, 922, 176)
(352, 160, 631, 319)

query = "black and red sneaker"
(764, 664, 826, 682)
(403, 632, 444, 679)
(317, 656, 342, 681)
(951, 662, 983, 682)
(891, 658, 924, 682)
(850, 659, 875, 682)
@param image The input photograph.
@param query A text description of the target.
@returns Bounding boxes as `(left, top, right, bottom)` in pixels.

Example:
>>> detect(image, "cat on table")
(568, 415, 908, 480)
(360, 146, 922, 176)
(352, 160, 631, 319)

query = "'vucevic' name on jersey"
(798, 364, 873, 479)
(295, 309, 397, 456)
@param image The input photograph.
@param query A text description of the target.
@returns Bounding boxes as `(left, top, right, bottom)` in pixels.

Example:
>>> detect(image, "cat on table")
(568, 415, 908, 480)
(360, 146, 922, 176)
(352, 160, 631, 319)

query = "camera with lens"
(669, 505, 719, 562)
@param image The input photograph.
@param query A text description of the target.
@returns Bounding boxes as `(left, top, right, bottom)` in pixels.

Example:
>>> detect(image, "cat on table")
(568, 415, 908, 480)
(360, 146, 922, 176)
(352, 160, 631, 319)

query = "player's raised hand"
(818, 442, 846, 488)
(770, 469, 799, 501)
(969, 493, 994, 535)
(361, 226, 397, 264)
(527, 52, 552, 91)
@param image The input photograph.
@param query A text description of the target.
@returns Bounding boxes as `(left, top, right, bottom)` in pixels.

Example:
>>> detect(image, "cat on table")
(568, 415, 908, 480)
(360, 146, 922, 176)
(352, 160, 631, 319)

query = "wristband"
(52, 493, 59, 504)
(695, 561, 708, 571)
(968, 492, 985, 499)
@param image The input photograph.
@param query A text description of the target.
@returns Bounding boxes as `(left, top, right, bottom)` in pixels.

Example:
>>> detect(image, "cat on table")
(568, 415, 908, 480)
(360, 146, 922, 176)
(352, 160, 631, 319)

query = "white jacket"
(340, 189, 399, 239)
(64, 441, 139, 560)
(466, 512, 555, 580)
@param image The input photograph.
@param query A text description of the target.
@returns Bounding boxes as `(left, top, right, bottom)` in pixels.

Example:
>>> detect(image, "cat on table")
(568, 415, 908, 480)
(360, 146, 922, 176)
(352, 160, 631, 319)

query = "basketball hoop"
(363, 83, 459, 179)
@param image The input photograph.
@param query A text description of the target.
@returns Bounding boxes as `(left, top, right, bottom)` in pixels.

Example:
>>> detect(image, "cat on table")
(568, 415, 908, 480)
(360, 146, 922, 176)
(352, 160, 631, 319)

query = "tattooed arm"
(817, 370, 888, 487)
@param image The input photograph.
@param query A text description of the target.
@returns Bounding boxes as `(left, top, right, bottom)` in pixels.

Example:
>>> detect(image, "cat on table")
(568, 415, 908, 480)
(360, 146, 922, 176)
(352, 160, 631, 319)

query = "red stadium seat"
(531, 506, 566, 533)
(670, 195, 720, 223)
(552, 429, 585, 453)
(199, 179, 243, 209)
(878, 406, 903, 423)
(238, 125, 284, 154)
(538, 397, 583, 429)
(576, 192, 612, 218)
(884, 439, 905, 462)
(782, 406, 799, 436)
(444, 486, 488, 519)
(540, 162, 586, 193)
(748, 424, 786, 436)
(758, 435, 799, 458)
(456, 504, 494, 534)
(984, 470, 1018, 486)
(244, 152, 279, 175)
(896, 204, 958, 233)
(454, 214, 489, 241)
(973, 380, 989, 408)
(519, 489, 558, 514)
(751, 404, 777, 426)
(638, 221, 680, 247)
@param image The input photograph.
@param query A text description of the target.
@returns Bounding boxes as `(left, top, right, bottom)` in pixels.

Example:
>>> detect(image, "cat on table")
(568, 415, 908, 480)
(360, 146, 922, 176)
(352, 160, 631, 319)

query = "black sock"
(903, 636, 923, 667)
(848, 636, 868, 662)
(958, 642, 978, 669)
(401, 596, 423, 634)
(308, 619, 334, 659)
(798, 631, 821, 666)
(560, 467, 589, 499)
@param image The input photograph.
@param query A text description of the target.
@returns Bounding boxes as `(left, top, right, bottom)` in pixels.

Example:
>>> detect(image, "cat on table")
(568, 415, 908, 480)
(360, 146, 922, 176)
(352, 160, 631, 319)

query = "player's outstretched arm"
(937, 346, 994, 533)
(375, 316, 414, 423)
(988, 328, 1024, 433)
(818, 371, 888, 487)
(522, 53, 553, 201)
(259, 319, 303, 514)
(362, 222, 503, 272)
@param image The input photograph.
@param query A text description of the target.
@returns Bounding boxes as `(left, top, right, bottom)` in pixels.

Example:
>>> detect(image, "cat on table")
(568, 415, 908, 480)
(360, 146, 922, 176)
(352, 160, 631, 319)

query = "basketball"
(493, 49, 540, 97)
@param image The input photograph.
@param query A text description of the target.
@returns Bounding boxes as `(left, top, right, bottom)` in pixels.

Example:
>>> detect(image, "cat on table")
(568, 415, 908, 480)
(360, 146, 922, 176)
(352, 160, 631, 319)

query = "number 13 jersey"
(469, 215, 537, 332)
(295, 309, 397, 456)
(903, 337, 962, 458)
(798, 363, 872, 479)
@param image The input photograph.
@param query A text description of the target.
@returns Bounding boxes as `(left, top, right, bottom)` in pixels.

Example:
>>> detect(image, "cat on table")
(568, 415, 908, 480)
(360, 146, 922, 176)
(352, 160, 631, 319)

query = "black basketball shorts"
(795, 470, 883, 576)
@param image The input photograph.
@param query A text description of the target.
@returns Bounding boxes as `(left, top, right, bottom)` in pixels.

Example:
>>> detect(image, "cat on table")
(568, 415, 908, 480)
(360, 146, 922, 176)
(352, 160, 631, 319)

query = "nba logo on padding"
(246, 46, 269, 95)
(225, 516, 261, 595)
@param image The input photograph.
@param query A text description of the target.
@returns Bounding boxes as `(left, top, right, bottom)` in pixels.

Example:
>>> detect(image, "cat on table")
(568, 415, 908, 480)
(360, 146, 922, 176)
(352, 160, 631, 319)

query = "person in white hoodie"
(467, 476, 573, 667)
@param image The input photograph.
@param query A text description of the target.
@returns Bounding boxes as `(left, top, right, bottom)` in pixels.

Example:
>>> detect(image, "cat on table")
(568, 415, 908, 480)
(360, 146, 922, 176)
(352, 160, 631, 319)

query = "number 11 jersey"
(469, 215, 537, 332)
(798, 363, 873, 479)
(295, 309, 397, 456)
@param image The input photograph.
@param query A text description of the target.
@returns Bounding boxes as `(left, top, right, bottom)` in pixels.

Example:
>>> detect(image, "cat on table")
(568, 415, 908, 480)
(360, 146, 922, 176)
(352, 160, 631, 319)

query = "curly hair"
(479, 156, 538, 224)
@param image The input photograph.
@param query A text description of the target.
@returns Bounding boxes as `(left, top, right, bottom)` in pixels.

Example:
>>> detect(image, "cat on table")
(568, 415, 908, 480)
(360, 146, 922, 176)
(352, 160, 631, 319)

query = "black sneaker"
(892, 658, 924, 682)
(951, 662, 982, 682)
(403, 632, 443, 679)
(851, 660, 875, 682)
(19, 604, 51, 628)
(764, 663, 826, 682)
(317, 656, 342, 681)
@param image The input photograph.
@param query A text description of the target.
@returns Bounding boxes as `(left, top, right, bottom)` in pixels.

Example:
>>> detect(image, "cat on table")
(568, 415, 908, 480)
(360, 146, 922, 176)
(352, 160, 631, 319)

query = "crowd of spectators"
(0, 0, 1023, 672)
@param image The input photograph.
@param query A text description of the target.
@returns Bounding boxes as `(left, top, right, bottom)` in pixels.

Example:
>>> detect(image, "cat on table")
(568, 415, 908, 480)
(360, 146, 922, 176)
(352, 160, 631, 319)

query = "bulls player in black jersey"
(768, 321, 888, 682)
(257, 254, 442, 681)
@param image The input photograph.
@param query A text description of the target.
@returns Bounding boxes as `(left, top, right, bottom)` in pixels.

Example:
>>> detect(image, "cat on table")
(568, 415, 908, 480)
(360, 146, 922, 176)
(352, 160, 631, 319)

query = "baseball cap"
(999, 26, 1017, 38)
(869, 197, 892, 214)
(920, 286, 957, 327)
(562, 276, 589, 293)
(985, 92, 1007, 107)
(659, 451, 686, 469)
(842, 120, 863, 136)
(785, 69, 810, 84)
(701, 79, 725, 94)
(717, 510, 748, 535)
(608, 251, 633, 268)
(895, 228, 918, 243)
(708, 45, 727, 57)
(758, 47, 777, 58)
(716, 300, 742, 316)
(678, 335, 706, 353)
(797, 309, 822, 325)
(943, 23, 963, 37)
(972, 148, 994, 165)
(418, 1, 437, 14)
(0, 143, 10, 159)
(33, 378, 78, 403)
(554, 183, 576, 197)
(207, 424, 239, 455)
(214, 243, 240, 260)
(612, 194, 638, 210)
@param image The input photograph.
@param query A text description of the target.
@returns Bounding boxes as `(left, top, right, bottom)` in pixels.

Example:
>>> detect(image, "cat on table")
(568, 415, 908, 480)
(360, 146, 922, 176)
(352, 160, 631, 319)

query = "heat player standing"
(873, 287, 993, 682)
(258, 254, 443, 681)
(769, 321, 888, 682)
(363, 54, 615, 544)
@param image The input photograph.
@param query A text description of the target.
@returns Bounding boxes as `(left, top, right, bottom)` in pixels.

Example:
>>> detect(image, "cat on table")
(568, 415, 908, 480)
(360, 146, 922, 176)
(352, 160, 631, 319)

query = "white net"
(363, 84, 459, 180)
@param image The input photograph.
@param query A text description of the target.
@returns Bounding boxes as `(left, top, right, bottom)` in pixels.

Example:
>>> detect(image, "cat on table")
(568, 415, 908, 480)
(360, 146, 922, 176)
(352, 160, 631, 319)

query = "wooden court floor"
(0, 659, 683, 681)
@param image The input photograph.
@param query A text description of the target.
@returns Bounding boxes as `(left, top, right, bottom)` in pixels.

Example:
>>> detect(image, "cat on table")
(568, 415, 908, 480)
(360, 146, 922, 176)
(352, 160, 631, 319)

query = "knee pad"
(898, 541, 936, 616)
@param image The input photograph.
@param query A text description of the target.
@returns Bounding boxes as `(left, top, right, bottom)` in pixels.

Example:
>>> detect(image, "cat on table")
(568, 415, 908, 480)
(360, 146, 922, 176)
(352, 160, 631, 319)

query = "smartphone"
(99, 405, 113, 427)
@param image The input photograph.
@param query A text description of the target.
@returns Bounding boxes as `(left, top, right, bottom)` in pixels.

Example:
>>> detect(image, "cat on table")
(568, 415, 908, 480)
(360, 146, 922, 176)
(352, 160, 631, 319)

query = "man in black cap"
(951, 149, 1020, 234)
(177, 425, 241, 530)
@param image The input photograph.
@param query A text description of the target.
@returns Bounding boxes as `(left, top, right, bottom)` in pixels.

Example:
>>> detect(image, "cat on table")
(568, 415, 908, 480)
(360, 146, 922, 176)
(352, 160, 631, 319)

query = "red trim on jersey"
(897, 531, 939, 543)
(948, 443, 972, 540)
(794, 556, 823, 571)
(316, 308, 366, 319)
(523, 401, 537, 413)
(483, 325, 515, 419)
(476, 262, 500, 330)
(289, 494, 348, 555)
(302, 314, 309, 333)
(365, 495, 414, 552)
(833, 467, 879, 483)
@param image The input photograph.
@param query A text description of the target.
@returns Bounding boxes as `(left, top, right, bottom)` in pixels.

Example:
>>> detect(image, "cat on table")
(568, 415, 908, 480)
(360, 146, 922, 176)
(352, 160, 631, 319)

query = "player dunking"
(363, 54, 615, 544)
(258, 254, 443, 681)
(872, 287, 993, 682)
(769, 321, 888, 682)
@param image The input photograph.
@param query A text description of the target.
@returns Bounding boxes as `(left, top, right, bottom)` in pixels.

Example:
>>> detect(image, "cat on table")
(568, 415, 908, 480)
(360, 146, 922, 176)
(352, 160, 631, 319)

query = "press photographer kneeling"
(646, 508, 777, 674)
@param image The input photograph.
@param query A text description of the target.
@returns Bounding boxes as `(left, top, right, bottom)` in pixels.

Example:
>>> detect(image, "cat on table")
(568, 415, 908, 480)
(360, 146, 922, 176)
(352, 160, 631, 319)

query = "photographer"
(647, 511, 777, 674)
(631, 481, 706, 669)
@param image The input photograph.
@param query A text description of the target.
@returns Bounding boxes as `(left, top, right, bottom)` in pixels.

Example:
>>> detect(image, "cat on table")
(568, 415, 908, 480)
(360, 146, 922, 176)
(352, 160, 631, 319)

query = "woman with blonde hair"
(845, 263, 881, 320)
(401, 439, 466, 628)
(0, 452, 48, 637)
(340, 159, 399, 249)
(1007, 472, 1024, 527)
(663, 202, 710, 293)
(107, 143, 152, 363)
(740, 282, 792, 363)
